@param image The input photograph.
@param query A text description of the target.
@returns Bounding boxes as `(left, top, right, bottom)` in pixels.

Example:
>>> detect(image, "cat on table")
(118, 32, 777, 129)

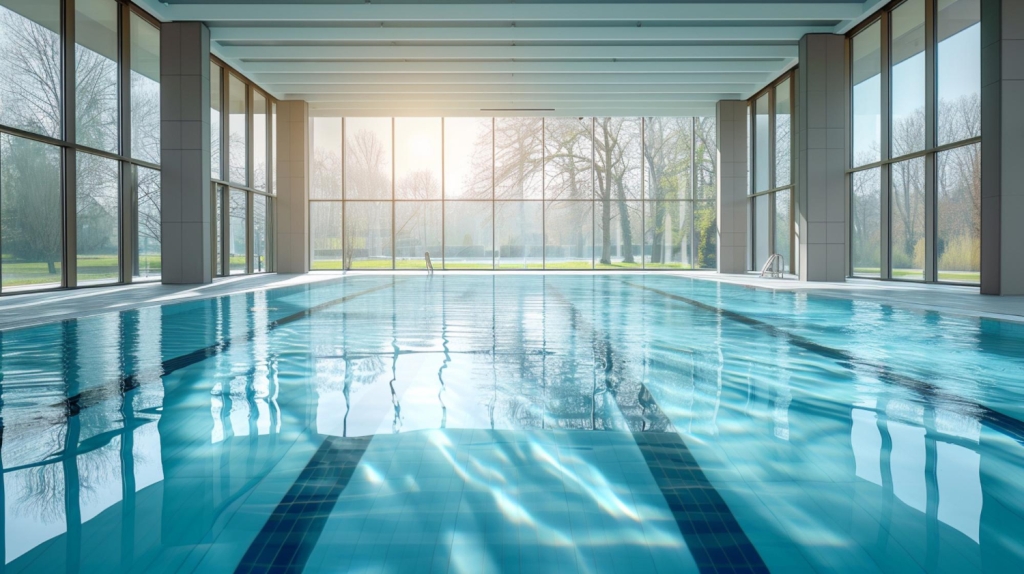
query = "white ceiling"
(135, 1, 889, 116)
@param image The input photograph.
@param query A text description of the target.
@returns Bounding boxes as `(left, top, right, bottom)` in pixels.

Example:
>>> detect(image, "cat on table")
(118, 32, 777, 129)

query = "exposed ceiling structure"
(137, 1, 889, 116)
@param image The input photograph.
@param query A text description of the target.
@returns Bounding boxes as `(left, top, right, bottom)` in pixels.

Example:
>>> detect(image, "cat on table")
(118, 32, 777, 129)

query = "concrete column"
(981, 0, 1024, 295)
(716, 100, 748, 273)
(796, 34, 847, 282)
(160, 23, 212, 284)
(275, 101, 310, 273)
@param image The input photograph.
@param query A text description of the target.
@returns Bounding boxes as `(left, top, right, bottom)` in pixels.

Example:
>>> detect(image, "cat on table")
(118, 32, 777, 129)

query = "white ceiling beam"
(293, 93, 733, 103)
(252, 72, 772, 85)
(221, 44, 798, 61)
(834, 0, 892, 34)
(240, 60, 788, 74)
(276, 83, 751, 95)
(163, 3, 862, 23)
(210, 25, 833, 43)
(310, 108, 718, 118)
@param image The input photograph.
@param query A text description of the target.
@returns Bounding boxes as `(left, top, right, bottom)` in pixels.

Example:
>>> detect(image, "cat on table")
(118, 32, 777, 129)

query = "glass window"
(271, 102, 278, 195)
(130, 12, 160, 164)
(545, 200, 593, 269)
(0, 0, 62, 139)
(228, 74, 247, 185)
(644, 117, 691, 202)
(852, 169, 882, 277)
(76, 152, 120, 285)
(754, 94, 770, 192)
(645, 201, 692, 269)
(135, 166, 161, 280)
(229, 188, 247, 274)
(444, 201, 492, 269)
(694, 117, 717, 200)
(546, 118, 593, 201)
(937, 0, 980, 145)
(753, 194, 770, 268)
(253, 91, 267, 191)
(495, 117, 543, 200)
(76, 0, 119, 153)
(310, 202, 343, 270)
(595, 199, 642, 269)
(312, 116, 342, 199)
(395, 117, 441, 200)
(345, 118, 392, 200)
(693, 201, 717, 270)
(0, 134, 63, 291)
(774, 80, 791, 187)
(395, 201, 441, 268)
(495, 201, 543, 269)
(937, 143, 980, 283)
(215, 186, 224, 275)
(253, 194, 268, 272)
(443, 117, 492, 200)
(852, 21, 882, 167)
(891, 0, 926, 156)
(211, 63, 222, 180)
(775, 189, 791, 271)
(344, 201, 391, 268)
(890, 157, 926, 280)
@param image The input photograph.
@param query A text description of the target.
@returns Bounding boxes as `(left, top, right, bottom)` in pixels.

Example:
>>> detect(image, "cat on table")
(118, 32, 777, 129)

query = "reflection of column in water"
(690, 346, 723, 436)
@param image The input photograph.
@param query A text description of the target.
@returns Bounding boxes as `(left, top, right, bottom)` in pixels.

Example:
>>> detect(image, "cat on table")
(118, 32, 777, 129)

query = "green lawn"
(854, 267, 979, 284)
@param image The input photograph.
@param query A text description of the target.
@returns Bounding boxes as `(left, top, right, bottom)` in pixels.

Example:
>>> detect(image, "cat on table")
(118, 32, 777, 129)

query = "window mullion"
(924, 0, 937, 282)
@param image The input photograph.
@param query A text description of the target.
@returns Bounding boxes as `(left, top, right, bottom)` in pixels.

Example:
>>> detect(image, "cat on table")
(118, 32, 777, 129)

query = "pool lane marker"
(623, 280, 1024, 447)
(548, 285, 770, 574)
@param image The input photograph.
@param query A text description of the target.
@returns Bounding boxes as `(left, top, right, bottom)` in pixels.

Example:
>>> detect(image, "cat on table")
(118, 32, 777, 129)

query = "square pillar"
(275, 101, 309, 273)
(981, 0, 1024, 295)
(716, 100, 749, 273)
(796, 33, 847, 282)
(160, 22, 212, 284)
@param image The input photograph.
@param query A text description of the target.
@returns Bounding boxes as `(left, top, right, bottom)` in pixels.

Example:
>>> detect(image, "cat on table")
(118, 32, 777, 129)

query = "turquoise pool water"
(2, 275, 1023, 573)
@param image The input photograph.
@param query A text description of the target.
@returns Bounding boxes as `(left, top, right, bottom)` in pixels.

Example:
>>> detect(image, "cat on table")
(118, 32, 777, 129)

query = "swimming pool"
(2, 274, 1022, 572)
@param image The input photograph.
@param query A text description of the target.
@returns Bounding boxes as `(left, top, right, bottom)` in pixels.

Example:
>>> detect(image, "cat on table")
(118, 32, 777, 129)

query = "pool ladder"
(759, 253, 786, 278)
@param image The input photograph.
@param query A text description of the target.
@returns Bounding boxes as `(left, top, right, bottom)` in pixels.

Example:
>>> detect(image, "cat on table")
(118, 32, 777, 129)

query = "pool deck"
(2, 270, 1023, 330)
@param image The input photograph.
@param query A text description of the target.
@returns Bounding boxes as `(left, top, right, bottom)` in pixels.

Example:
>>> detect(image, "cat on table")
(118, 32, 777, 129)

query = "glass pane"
(753, 194, 770, 269)
(594, 118, 642, 203)
(0, 134, 62, 291)
(345, 118, 392, 200)
(937, 0, 981, 145)
(595, 199, 642, 269)
(495, 117, 543, 200)
(271, 102, 277, 195)
(395, 201, 441, 269)
(395, 117, 441, 199)
(443, 117, 492, 200)
(211, 63, 222, 179)
(545, 201, 593, 269)
(890, 157, 926, 280)
(693, 201, 717, 270)
(891, 0, 926, 156)
(644, 117, 691, 201)
(344, 201, 391, 269)
(130, 12, 160, 164)
(937, 143, 980, 283)
(215, 187, 223, 275)
(76, 0, 119, 153)
(775, 189, 791, 272)
(852, 21, 882, 167)
(694, 117, 717, 200)
(495, 201, 543, 269)
(0, 0, 62, 138)
(135, 166, 161, 280)
(443, 201, 492, 269)
(253, 194, 268, 273)
(310, 201, 343, 270)
(775, 81, 792, 187)
(312, 116, 342, 199)
(228, 74, 247, 185)
(545, 118, 593, 201)
(754, 94, 770, 192)
(852, 168, 881, 277)
(77, 152, 120, 285)
(229, 189, 247, 274)
(253, 92, 267, 191)
(645, 201, 693, 269)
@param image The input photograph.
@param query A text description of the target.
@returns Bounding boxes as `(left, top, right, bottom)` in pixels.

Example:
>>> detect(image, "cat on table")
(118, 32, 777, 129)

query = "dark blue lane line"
(624, 281, 1024, 447)
(234, 436, 372, 574)
(547, 285, 769, 574)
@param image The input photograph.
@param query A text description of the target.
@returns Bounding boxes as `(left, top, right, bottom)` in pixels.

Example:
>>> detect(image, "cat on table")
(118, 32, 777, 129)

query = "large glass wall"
(747, 73, 795, 273)
(309, 116, 717, 270)
(0, 0, 161, 292)
(848, 0, 980, 284)
(210, 58, 276, 277)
